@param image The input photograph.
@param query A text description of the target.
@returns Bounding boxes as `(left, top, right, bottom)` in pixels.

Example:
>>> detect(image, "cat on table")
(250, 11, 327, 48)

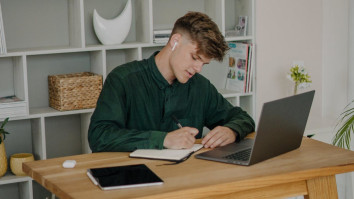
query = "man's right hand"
(163, 127, 199, 149)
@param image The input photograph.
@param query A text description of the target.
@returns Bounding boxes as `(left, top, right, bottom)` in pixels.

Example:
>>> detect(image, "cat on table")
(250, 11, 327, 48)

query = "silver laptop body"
(195, 90, 315, 166)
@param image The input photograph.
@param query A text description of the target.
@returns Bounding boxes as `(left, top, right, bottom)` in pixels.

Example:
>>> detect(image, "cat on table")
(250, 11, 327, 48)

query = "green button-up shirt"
(88, 52, 255, 152)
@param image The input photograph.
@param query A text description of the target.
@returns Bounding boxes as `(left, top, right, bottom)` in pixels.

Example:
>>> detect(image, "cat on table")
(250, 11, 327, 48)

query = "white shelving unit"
(0, 0, 255, 198)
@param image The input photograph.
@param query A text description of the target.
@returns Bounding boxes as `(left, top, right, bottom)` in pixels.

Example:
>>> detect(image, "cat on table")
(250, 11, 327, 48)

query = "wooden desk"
(23, 138, 354, 199)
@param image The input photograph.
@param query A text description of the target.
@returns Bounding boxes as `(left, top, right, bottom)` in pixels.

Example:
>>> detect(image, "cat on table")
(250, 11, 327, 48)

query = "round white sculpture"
(93, 0, 132, 45)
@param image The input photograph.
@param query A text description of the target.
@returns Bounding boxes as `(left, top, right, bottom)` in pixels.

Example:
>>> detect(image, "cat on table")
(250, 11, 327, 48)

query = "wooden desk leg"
(304, 175, 338, 199)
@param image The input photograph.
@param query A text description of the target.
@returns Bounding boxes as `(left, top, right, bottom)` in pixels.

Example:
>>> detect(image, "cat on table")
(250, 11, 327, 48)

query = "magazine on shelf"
(244, 45, 251, 93)
(246, 44, 254, 93)
(225, 42, 248, 93)
(0, 95, 23, 104)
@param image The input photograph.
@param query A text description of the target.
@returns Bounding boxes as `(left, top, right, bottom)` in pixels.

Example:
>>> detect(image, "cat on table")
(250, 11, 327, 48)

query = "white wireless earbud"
(172, 42, 178, 51)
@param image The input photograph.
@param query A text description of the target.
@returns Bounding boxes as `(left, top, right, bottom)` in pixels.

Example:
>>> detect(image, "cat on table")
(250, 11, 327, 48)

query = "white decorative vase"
(93, 0, 132, 45)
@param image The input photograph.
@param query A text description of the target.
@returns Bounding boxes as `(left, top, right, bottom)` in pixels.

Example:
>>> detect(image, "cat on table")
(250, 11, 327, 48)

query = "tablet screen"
(88, 164, 163, 190)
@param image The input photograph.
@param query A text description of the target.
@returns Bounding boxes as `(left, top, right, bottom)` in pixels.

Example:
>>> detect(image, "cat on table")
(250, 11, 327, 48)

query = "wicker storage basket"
(48, 72, 103, 111)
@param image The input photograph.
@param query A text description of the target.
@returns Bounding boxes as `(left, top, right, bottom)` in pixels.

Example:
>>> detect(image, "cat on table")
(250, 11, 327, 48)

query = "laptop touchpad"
(218, 139, 254, 152)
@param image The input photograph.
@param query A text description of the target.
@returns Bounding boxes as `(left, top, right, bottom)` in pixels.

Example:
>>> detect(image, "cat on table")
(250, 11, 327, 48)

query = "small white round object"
(62, 160, 76, 168)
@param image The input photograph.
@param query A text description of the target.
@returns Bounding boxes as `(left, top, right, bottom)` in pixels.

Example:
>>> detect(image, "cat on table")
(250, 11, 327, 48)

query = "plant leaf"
(0, 118, 10, 144)
(0, 117, 9, 129)
(332, 101, 354, 149)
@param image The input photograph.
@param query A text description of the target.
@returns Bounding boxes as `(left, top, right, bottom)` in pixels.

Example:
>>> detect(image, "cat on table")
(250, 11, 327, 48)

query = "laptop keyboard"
(223, 148, 252, 161)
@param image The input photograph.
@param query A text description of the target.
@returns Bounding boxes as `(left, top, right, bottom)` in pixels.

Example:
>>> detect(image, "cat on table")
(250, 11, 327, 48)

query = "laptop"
(195, 90, 315, 166)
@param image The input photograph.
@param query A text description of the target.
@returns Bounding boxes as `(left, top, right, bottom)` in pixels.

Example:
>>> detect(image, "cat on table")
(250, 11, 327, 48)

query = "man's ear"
(169, 33, 181, 51)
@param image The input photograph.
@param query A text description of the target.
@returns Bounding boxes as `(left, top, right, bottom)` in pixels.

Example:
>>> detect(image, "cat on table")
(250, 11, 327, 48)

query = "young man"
(88, 12, 255, 152)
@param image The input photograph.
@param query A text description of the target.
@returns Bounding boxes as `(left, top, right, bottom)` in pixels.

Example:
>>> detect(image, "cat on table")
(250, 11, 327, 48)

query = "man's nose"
(194, 62, 203, 73)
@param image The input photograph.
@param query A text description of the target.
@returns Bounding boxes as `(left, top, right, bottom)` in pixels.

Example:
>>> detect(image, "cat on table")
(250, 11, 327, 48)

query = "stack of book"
(153, 29, 171, 44)
(225, 42, 254, 93)
(0, 2, 7, 55)
(0, 96, 27, 119)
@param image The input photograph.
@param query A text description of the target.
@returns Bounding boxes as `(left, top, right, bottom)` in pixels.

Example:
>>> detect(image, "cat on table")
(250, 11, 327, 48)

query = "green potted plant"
(287, 64, 312, 95)
(0, 117, 10, 177)
(332, 100, 354, 149)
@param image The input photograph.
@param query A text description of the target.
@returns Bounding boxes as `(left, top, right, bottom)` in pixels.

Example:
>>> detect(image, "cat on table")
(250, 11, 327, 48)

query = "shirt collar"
(149, 51, 180, 90)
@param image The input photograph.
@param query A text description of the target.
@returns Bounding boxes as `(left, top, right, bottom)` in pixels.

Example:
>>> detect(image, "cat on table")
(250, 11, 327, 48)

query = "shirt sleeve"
(204, 81, 255, 141)
(88, 73, 167, 152)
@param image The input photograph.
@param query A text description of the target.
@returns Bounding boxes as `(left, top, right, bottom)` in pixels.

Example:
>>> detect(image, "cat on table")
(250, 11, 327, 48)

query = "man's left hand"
(202, 126, 236, 148)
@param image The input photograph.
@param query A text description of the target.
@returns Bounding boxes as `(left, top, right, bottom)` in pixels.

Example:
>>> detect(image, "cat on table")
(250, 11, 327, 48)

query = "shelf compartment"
(1, 119, 35, 192)
(224, 0, 253, 39)
(0, 179, 33, 199)
(3, 119, 33, 158)
(30, 112, 93, 160)
(84, 0, 151, 46)
(1, 0, 82, 52)
(44, 115, 83, 159)
(0, 56, 28, 119)
(26, 52, 102, 110)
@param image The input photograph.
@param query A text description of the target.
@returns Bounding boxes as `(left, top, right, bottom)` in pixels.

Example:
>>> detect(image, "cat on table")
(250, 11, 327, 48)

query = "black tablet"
(87, 164, 163, 190)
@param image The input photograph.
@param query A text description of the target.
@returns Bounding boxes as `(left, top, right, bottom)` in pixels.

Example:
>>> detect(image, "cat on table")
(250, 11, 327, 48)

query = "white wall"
(350, 0, 354, 102)
(255, 0, 349, 132)
(322, 0, 349, 124)
(255, 1, 352, 198)
(349, 0, 354, 198)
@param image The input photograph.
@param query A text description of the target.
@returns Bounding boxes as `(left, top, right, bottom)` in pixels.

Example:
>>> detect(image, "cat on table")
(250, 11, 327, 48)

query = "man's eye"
(192, 56, 197, 60)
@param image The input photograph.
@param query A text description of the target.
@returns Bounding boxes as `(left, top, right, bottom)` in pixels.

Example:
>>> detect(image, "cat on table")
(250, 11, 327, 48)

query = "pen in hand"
(172, 115, 183, 129)
(170, 115, 200, 148)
